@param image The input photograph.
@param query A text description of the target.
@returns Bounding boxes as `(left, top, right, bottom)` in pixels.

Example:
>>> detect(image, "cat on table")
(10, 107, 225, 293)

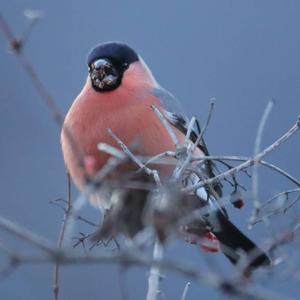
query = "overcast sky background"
(0, 1, 300, 299)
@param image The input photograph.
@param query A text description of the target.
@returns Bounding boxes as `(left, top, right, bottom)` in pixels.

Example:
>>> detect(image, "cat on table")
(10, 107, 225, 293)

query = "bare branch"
(0, 13, 87, 188)
(151, 105, 179, 147)
(98, 142, 126, 160)
(261, 189, 300, 209)
(250, 100, 275, 226)
(144, 151, 176, 167)
(0, 216, 58, 256)
(0, 248, 291, 300)
(184, 117, 197, 147)
(180, 282, 191, 300)
(107, 128, 162, 186)
(183, 117, 300, 193)
(191, 155, 300, 188)
(251, 195, 300, 225)
(22, 10, 42, 46)
(52, 172, 72, 300)
(106, 129, 165, 298)
(0, 211, 294, 300)
(146, 241, 164, 300)
(172, 99, 215, 182)
(76, 216, 98, 227)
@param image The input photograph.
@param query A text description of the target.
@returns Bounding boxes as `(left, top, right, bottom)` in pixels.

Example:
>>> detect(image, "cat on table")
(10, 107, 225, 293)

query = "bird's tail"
(207, 210, 271, 270)
(190, 177, 271, 270)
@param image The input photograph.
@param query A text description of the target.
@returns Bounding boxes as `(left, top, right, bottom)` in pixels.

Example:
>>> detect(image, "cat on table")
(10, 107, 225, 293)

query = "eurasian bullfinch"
(61, 42, 270, 269)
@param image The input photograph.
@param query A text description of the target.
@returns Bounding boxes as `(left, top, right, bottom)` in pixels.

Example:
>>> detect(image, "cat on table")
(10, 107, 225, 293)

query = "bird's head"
(87, 42, 157, 92)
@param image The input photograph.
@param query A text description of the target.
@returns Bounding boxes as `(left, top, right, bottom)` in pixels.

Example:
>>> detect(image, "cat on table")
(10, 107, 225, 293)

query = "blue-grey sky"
(0, 1, 299, 299)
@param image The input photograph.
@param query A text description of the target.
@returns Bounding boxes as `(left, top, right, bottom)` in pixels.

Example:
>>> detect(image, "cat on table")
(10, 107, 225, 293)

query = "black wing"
(153, 87, 223, 197)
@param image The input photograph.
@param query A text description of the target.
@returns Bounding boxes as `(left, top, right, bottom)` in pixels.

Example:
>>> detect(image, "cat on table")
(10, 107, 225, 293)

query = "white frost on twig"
(249, 100, 275, 227)
(146, 241, 164, 300)
(180, 282, 191, 300)
(183, 117, 300, 193)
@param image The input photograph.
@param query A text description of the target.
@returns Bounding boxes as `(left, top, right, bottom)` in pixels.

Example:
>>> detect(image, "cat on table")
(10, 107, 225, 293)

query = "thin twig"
(98, 145, 300, 188)
(261, 189, 300, 209)
(97, 142, 300, 189)
(52, 172, 72, 300)
(0, 246, 292, 300)
(251, 195, 300, 225)
(76, 216, 98, 227)
(146, 241, 164, 300)
(0, 211, 293, 300)
(107, 128, 162, 186)
(184, 117, 196, 147)
(0, 13, 86, 184)
(144, 151, 176, 167)
(172, 99, 215, 182)
(180, 282, 191, 300)
(63, 152, 127, 244)
(250, 100, 275, 226)
(151, 105, 179, 147)
(0, 216, 58, 255)
(0, 14, 63, 127)
(98, 143, 126, 160)
(22, 10, 42, 45)
(191, 155, 300, 188)
(183, 117, 300, 193)
(107, 129, 165, 298)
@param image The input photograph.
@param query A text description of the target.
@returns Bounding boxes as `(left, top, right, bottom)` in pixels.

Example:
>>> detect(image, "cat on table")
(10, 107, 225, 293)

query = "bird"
(61, 41, 270, 270)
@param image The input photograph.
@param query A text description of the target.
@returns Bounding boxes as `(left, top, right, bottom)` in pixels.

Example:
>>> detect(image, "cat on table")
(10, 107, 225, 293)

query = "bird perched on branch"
(61, 41, 270, 270)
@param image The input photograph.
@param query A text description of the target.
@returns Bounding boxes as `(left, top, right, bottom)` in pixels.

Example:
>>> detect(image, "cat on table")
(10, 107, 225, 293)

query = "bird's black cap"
(87, 42, 139, 67)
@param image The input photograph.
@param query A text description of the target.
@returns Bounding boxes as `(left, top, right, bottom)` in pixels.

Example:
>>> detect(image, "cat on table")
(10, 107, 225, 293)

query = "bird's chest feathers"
(73, 90, 167, 159)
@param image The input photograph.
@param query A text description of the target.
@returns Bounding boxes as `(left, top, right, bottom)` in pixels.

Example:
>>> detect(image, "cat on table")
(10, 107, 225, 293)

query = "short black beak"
(91, 58, 114, 81)
(89, 58, 119, 91)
